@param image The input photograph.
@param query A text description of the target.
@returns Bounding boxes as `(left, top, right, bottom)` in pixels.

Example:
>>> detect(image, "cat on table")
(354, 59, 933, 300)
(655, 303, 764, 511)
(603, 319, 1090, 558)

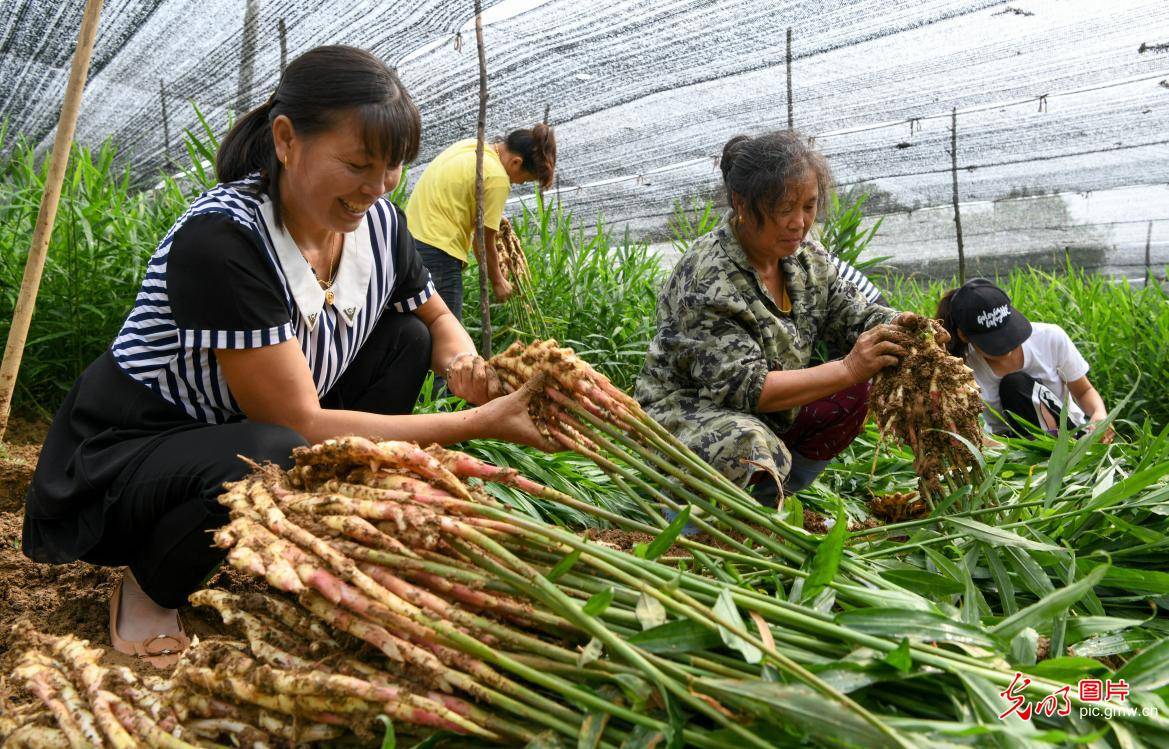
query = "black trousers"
(82, 311, 432, 608)
(414, 240, 464, 322)
(998, 371, 1086, 438)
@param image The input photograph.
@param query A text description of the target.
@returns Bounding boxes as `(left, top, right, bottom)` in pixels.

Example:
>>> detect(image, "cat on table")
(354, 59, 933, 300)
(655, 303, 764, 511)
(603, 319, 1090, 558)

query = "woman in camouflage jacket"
(635, 131, 929, 503)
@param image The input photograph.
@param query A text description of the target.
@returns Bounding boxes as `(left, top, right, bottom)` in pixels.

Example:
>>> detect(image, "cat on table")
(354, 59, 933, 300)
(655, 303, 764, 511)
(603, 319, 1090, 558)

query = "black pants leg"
(320, 310, 432, 415)
(82, 422, 307, 608)
(998, 371, 1084, 438)
(414, 240, 464, 322)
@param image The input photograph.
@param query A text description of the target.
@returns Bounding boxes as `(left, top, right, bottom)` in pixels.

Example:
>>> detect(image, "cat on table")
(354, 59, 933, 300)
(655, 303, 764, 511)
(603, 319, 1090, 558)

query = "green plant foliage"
(816, 190, 891, 271)
(0, 118, 218, 416)
(461, 189, 663, 393)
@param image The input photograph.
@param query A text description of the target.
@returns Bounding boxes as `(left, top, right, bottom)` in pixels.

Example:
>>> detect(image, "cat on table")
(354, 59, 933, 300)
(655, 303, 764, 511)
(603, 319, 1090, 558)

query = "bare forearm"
(1077, 387, 1108, 422)
(757, 361, 855, 413)
(284, 405, 493, 447)
(428, 311, 476, 375)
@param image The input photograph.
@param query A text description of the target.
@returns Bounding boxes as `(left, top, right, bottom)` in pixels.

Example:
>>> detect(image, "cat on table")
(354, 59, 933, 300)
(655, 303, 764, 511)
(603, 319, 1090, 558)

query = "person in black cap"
(937, 278, 1112, 442)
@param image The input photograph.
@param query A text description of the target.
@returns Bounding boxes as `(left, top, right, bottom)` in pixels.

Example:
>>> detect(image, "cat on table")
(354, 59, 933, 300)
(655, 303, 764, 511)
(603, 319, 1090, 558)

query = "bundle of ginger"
(869, 316, 984, 503)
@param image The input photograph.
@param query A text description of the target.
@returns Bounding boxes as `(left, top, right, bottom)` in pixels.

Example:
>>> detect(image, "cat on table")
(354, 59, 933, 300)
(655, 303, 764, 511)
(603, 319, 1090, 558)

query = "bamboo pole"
(0, 0, 105, 442)
(950, 107, 966, 284)
(473, 0, 492, 356)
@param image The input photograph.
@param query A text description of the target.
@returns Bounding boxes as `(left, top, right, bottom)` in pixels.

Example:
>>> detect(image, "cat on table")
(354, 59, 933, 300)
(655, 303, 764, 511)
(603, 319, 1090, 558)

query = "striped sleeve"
(829, 255, 884, 304)
(168, 212, 294, 347)
(179, 324, 295, 350)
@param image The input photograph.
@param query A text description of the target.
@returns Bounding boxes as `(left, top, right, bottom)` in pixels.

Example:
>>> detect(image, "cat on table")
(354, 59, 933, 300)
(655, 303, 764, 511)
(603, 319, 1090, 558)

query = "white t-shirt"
(966, 322, 1090, 434)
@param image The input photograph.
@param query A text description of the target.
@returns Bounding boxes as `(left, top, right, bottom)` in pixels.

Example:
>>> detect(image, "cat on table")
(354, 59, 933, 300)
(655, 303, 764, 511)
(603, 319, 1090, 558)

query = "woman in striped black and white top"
(23, 46, 549, 667)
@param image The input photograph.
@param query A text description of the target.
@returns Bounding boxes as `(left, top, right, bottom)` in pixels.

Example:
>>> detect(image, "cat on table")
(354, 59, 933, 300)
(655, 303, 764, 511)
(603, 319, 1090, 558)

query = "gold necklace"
(312, 233, 341, 306)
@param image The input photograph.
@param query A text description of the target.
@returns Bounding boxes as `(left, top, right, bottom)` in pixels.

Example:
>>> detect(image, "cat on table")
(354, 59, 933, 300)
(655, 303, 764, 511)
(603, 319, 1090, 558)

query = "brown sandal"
(108, 577, 190, 669)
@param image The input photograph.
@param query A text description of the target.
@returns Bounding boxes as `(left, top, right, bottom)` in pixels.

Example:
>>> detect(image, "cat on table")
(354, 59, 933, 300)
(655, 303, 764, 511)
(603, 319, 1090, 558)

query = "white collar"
(259, 199, 373, 330)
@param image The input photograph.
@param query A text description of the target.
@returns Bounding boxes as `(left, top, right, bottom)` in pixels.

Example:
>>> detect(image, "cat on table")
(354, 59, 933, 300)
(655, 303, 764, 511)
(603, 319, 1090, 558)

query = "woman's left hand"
(893, 311, 951, 344)
(445, 353, 505, 405)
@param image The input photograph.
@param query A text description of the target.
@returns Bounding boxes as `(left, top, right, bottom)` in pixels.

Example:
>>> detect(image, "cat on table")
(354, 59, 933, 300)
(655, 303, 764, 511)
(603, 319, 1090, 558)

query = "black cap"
(950, 278, 1032, 356)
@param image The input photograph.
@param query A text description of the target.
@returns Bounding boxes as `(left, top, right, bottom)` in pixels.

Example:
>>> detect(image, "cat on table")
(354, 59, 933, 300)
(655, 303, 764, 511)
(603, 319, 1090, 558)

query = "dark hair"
(502, 124, 556, 189)
(719, 130, 832, 227)
(936, 288, 967, 358)
(217, 45, 421, 228)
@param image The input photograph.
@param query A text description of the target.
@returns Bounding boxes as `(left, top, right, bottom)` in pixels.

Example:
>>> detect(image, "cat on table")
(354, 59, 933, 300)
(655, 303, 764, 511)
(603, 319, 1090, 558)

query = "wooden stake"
(544, 103, 560, 210)
(786, 27, 793, 129)
(950, 107, 966, 285)
(0, 0, 105, 441)
(278, 18, 288, 75)
(473, 0, 492, 356)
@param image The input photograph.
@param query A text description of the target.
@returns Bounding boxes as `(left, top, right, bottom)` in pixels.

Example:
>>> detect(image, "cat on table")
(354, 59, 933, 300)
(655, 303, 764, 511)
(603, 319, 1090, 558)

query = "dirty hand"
(480, 374, 558, 451)
(444, 353, 505, 405)
(842, 324, 907, 383)
(892, 311, 951, 344)
(492, 276, 514, 303)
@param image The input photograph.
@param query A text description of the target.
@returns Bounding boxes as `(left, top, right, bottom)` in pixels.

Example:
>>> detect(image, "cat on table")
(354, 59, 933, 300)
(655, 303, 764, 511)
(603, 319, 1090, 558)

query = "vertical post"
(1146, 221, 1154, 286)
(278, 17, 288, 75)
(236, 0, 260, 114)
(950, 107, 966, 284)
(544, 103, 559, 210)
(786, 27, 793, 129)
(0, 0, 105, 441)
(473, 0, 492, 356)
(159, 78, 170, 161)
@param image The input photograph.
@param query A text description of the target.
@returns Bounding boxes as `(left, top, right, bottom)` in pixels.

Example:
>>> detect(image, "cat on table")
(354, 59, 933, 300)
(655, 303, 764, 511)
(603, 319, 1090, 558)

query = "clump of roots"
(494, 216, 549, 339)
(495, 216, 531, 286)
(867, 491, 930, 524)
(870, 316, 984, 505)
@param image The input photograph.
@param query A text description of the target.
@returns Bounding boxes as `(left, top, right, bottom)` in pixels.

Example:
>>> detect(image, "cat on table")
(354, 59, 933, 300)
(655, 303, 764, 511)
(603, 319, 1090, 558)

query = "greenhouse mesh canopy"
(1, 0, 1167, 276)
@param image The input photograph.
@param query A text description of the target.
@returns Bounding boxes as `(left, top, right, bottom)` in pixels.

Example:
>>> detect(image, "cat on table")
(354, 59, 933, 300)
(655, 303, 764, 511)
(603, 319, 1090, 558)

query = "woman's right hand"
(842, 324, 907, 383)
(492, 276, 514, 303)
(479, 375, 558, 451)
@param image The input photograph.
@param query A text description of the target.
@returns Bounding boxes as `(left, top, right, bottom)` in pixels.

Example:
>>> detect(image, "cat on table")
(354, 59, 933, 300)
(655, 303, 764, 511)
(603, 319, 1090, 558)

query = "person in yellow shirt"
(406, 124, 556, 320)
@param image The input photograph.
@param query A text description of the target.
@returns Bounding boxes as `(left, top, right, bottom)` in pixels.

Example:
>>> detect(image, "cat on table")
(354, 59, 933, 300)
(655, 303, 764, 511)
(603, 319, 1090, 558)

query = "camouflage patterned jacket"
(633, 217, 896, 485)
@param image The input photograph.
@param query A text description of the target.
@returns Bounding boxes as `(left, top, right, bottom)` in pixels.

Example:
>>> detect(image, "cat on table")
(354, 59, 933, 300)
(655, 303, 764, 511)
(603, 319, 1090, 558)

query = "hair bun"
(720, 135, 751, 180)
(534, 123, 557, 184)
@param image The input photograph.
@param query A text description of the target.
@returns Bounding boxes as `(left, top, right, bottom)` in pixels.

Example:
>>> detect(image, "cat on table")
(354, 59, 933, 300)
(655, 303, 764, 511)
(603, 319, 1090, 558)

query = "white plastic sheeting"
(2, 0, 1167, 276)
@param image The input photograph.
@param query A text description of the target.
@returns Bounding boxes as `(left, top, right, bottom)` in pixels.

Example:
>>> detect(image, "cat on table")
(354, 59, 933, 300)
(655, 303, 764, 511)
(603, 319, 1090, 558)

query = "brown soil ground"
(0, 444, 38, 515)
(0, 418, 252, 717)
(0, 505, 251, 680)
(0, 417, 236, 648)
